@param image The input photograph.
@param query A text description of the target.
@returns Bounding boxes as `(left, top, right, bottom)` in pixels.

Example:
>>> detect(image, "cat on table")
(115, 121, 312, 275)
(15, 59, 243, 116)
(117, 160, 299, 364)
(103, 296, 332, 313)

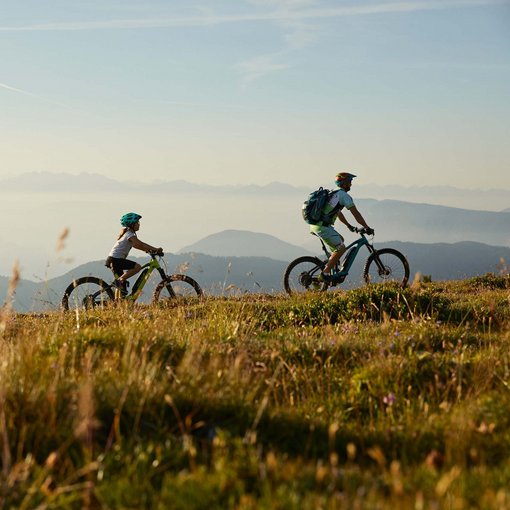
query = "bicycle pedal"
(331, 273, 346, 284)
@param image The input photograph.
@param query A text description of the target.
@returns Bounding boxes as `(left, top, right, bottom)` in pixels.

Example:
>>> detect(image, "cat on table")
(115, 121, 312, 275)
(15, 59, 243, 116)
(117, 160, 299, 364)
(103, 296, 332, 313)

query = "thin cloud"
(1, 1, 502, 84)
(0, 82, 38, 97)
(247, 0, 319, 7)
(0, 0, 504, 31)
(238, 0, 503, 82)
(239, 1, 319, 82)
(0, 81, 99, 117)
(159, 100, 251, 110)
(238, 55, 291, 83)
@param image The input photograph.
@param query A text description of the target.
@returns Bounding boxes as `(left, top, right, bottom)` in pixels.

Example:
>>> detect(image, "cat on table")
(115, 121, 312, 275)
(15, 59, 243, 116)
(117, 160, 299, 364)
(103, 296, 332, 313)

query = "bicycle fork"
(366, 246, 390, 276)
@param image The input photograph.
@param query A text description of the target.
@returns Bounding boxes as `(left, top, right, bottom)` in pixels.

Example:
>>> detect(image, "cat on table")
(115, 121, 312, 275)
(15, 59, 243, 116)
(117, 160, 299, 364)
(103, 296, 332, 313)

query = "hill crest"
(178, 229, 316, 261)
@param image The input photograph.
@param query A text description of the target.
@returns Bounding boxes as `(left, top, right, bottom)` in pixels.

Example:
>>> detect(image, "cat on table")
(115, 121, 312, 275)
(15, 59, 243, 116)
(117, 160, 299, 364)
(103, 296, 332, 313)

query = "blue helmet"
(120, 212, 141, 227)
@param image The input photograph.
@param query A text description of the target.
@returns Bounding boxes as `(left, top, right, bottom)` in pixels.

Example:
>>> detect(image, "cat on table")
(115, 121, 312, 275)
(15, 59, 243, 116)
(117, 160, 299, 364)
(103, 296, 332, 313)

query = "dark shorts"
(105, 257, 137, 278)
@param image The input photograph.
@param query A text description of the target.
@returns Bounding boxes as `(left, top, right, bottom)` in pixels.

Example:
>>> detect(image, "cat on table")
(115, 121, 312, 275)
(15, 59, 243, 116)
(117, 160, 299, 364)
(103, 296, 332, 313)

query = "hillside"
(2, 278, 510, 508)
(389, 240, 509, 279)
(2, 254, 289, 312)
(2, 238, 509, 312)
(178, 229, 315, 260)
(177, 231, 510, 281)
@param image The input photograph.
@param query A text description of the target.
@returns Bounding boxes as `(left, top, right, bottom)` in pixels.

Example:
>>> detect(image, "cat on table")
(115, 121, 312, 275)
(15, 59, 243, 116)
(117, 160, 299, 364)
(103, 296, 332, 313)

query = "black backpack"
(302, 187, 340, 225)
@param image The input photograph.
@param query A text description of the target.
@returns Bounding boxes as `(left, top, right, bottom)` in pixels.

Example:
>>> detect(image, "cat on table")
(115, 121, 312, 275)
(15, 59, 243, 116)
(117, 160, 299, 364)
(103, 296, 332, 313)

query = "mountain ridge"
(1, 173, 509, 277)
(2, 235, 509, 312)
(2, 171, 509, 212)
(178, 229, 316, 261)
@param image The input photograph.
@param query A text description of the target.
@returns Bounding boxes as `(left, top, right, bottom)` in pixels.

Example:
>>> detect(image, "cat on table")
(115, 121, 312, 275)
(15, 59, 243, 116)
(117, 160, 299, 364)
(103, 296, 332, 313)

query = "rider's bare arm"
(348, 206, 371, 230)
(336, 211, 354, 230)
(129, 237, 162, 253)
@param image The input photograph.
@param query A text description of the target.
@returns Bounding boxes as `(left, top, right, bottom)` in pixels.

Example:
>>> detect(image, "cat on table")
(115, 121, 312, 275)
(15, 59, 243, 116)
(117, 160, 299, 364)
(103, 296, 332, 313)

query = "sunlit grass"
(1, 277, 510, 508)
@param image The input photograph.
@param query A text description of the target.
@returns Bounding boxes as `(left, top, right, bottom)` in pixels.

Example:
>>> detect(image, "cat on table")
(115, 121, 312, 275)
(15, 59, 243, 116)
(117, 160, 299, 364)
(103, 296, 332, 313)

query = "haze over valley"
(1, 172, 509, 309)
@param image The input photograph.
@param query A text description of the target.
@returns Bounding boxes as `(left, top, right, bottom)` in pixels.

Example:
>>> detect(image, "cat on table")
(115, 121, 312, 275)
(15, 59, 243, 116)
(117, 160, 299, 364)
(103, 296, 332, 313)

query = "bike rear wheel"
(363, 248, 410, 288)
(62, 277, 115, 311)
(152, 274, 203, 305)
(283, 256, 325, 295)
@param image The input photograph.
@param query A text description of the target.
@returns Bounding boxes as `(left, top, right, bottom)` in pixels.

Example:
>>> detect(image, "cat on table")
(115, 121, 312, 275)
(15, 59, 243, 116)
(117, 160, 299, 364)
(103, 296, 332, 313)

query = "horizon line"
(1, 171, 510, 194)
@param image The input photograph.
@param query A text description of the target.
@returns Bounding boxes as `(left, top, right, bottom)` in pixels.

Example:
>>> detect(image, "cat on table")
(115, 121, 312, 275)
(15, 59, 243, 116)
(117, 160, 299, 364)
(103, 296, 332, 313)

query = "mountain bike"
(283, 228, 410, 295)
(61, 252, 203, 310)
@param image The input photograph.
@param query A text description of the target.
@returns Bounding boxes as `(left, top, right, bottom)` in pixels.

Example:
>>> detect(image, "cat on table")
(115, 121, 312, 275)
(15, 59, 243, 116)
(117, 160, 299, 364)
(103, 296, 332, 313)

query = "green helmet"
(120, 212, 141, 227)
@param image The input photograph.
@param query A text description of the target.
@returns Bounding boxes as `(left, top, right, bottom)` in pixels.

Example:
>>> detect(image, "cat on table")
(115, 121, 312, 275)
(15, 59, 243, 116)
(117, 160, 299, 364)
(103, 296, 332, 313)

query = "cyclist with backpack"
(303, 172, 374, 283)
(105, 212, 163, 295)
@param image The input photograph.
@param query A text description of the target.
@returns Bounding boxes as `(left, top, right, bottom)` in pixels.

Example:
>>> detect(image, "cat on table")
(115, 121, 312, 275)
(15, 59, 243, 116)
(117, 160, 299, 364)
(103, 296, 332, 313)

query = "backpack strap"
(320, 190, 342, 225)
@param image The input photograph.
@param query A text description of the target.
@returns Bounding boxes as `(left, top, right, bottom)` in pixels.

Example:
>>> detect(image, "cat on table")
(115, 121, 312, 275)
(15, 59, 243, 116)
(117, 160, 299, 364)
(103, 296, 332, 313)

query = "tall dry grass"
(0, 276, 510, 508)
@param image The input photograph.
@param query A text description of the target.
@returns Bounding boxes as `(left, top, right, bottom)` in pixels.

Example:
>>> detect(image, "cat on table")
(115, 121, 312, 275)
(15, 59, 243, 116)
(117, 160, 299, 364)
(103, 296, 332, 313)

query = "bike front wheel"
(152, 274, 203, 305)
(61, 277, 115, 311)
(283, 256, 325, 295)
(363, 248, 410, 288)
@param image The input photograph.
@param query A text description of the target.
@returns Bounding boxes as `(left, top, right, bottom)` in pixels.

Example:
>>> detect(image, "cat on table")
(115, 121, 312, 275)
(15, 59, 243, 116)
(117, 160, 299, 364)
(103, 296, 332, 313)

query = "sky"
(1, 0, 510, 188)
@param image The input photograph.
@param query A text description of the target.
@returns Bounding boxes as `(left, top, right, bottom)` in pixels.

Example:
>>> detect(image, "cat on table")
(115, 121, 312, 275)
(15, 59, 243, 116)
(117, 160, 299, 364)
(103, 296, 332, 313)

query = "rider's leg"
(324, 246, 346, 275)
(311, 226, 345, 275)
(107, 258, 140, 284)
(117, 263, 141, 282)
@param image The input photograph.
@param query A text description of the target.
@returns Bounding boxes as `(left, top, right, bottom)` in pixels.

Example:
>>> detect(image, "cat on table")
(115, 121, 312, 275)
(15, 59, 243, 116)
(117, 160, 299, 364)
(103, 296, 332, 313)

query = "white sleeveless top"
(108, 230, 137, 259)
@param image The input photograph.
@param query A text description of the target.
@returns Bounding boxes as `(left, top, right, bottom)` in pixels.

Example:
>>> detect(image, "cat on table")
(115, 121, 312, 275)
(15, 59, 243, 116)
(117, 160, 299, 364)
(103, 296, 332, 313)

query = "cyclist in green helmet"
(311, 172, 374, 283)
(105, 212, 163, 295)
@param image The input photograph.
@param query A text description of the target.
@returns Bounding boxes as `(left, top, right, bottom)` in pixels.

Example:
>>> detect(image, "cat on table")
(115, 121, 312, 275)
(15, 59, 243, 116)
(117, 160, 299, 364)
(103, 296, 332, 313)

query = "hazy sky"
(1, 0, 509, 188)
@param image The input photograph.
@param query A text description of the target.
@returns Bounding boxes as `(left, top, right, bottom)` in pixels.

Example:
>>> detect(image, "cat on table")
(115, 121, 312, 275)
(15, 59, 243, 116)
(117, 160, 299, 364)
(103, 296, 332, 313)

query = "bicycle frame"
(62, 251, 205, 310)
(317, 233, 379, 278)
(283, 229, 409, 295)
(115, 254, 168, 301)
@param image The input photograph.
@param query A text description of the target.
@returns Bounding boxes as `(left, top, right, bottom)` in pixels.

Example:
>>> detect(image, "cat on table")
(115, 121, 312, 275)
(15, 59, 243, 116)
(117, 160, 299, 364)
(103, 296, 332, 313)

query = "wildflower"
(383, 393, 396, 406)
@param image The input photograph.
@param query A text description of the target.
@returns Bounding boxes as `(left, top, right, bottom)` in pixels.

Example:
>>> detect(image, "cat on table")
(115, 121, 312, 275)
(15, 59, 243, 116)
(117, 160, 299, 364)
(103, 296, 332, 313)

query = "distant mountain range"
(1, 172, 509, 279)
(2, 230, 509, 312)
(2, 171, 510, 211)
(338, 199, 510, 248)
(0, 172, 302, 196)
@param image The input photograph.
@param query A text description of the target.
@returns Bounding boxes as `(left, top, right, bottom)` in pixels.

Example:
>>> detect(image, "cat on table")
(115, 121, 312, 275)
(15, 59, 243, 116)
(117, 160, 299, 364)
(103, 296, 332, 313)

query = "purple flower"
(383, 393, 396, 406)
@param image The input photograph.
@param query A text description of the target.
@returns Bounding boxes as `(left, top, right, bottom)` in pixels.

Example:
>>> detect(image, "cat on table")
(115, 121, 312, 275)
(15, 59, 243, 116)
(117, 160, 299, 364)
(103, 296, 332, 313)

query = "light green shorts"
(310, 225, 345, 252)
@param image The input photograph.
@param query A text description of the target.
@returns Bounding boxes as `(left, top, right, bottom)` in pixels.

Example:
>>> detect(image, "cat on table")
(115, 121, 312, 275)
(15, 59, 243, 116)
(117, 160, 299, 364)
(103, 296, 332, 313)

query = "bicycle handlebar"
(353, 227, 374, 236)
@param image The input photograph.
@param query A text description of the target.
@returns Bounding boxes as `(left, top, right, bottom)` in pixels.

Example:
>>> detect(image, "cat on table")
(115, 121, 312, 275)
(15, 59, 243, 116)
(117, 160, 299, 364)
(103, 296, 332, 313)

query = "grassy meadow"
(1, 275, 510, 509)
